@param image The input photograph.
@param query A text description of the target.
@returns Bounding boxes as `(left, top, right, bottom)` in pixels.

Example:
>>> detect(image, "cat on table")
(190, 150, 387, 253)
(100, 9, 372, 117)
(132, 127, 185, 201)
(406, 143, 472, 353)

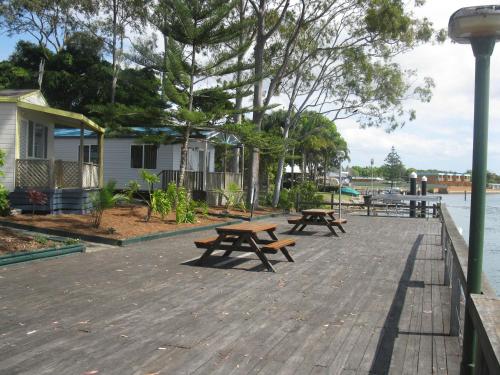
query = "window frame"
(130, 144, 158, 170)
(78, 145, 99, 164)
(27, 120, 48, 159)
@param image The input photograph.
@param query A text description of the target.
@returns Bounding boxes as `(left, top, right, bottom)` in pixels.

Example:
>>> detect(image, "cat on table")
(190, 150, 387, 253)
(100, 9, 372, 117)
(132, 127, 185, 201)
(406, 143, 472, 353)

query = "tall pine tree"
(159, 0, 252, 186)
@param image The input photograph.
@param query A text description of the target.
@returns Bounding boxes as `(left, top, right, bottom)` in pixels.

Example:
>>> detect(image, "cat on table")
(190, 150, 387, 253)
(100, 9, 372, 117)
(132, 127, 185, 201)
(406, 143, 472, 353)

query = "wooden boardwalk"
(0, 215, 461, 374)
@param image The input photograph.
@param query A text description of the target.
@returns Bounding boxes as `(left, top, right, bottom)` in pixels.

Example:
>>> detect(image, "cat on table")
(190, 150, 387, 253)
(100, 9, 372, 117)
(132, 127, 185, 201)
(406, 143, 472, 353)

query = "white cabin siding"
(0, 103, 17, 191)
(54, 138, 216, 189)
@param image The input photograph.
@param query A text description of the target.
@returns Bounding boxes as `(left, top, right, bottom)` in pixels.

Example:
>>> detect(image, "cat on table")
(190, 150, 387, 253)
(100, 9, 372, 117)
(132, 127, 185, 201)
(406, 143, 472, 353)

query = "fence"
(159, 170, 204, 191)
(159, 170, 242, 192)
(440, 204, 500, 374)
(15, 159, 99, 189)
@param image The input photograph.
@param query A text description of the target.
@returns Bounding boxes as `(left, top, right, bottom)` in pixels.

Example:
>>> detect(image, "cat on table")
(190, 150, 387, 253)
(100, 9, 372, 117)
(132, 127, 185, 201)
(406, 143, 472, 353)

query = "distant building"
(417, 172, 471, 186)
(417, 171, 471, 193)
(488, 183, 500, 190)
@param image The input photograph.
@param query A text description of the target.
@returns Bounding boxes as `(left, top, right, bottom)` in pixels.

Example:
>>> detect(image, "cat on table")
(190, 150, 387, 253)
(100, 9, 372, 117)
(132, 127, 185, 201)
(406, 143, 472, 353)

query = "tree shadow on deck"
(369, 234, 426, 374)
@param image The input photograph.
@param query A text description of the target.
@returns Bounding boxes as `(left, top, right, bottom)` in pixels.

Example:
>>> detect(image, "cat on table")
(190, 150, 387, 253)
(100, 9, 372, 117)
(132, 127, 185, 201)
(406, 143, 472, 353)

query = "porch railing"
(440, 204, 500, 374)
(159, 170, 242, 191)
(15, 159, 99, 189)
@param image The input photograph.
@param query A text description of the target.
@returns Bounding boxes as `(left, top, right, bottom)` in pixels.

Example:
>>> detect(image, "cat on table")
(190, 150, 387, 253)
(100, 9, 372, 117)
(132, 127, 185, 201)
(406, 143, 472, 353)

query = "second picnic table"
(194, 222, 295, 272)
(288, 208, 347, 236)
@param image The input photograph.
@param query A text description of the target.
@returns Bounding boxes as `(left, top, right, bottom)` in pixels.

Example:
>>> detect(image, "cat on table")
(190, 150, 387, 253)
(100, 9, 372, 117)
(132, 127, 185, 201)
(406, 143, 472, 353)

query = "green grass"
(318, 192, 358, 203)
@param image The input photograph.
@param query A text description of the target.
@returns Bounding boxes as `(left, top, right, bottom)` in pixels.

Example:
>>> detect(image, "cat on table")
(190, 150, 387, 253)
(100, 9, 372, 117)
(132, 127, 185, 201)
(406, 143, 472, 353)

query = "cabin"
(54, 127, 243, 204)
(0, 89, 105, 214)
(54, 127, 220, 190)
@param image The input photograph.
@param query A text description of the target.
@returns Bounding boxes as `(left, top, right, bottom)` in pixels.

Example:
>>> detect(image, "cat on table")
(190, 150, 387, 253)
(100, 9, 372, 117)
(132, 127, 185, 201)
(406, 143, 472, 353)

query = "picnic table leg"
(321, 216, 339, 237)
(266, 229, 294, 262)
(328, 213, 346, 233)
(197, 248, 216, 264)
(223, 234, 246, 256)
(247, 236, 276, 272)
(280, 247, 294, 262)
(289, 221, 302, 234)
(196, 234, 225, 264)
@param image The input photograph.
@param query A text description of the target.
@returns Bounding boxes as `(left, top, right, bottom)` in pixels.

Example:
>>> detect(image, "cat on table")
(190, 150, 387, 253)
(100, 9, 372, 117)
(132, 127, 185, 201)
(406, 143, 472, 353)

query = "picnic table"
(194, 222, 295, 272)
(288, 208, 347, 236)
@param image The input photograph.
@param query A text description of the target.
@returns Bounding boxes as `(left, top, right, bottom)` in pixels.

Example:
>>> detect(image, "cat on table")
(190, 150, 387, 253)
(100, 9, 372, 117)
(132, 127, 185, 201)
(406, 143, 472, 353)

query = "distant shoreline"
(446, 190, 500, 194)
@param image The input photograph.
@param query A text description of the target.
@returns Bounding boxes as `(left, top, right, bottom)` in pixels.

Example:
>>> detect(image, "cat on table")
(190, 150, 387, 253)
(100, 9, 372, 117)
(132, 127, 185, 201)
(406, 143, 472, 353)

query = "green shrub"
(217, 182, 245, 212)
(291, 181, 323, 210)
(151, 189, 172, 220)
(278, 188, 294, 210)
(192, 200, 209, 218)
(0, 185, 9, 216)
(90, 180, 125, 228)
(34, 235, 49, 246)
(0, 149, 9, 216)
(176, 187, 196, 224)
(124, 180, 140, 202)
(64, 238, 80, 245)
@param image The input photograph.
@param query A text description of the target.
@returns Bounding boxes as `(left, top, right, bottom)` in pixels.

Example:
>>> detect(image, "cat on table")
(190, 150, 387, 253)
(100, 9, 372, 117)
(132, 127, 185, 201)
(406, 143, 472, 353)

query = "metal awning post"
(79, 124, 84, 188)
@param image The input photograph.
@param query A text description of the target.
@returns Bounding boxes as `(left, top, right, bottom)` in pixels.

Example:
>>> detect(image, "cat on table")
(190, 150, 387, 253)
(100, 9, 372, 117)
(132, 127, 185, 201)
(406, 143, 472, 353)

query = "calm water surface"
(441, 193, 500, 295)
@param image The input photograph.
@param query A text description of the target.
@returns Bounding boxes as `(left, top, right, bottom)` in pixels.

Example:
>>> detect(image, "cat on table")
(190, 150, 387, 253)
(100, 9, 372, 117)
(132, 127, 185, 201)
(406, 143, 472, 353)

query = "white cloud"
(339, 1, 500, 173)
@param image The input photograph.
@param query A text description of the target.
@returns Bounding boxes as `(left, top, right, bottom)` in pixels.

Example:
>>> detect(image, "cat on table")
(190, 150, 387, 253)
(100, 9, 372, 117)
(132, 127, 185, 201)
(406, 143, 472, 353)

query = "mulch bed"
(0, 227, 56, 255)
(1, 206, 234, 240)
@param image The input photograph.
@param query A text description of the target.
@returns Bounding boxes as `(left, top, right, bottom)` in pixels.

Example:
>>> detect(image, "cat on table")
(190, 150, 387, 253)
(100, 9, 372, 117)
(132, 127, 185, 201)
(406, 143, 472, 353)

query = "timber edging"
(0, 213, 284, 247)
(0, 243, 84, 266)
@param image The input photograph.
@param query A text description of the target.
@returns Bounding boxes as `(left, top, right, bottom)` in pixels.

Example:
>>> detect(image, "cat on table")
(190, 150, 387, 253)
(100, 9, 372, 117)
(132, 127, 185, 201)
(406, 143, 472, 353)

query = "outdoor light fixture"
(449, 5, 500, 43)
(449, 5, 500, 375)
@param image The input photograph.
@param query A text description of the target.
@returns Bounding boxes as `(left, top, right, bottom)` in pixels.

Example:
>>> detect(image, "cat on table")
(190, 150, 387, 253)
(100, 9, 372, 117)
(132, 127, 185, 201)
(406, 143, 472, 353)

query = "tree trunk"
(162, 34, 168, 100)
(111, 0, 118, 104)
(178, 43, 196, 187)
(247, 7, 265, 207)
(272, 124, 290, 207)
(178, 128, 190, 187)
(301, 153, 306, 182)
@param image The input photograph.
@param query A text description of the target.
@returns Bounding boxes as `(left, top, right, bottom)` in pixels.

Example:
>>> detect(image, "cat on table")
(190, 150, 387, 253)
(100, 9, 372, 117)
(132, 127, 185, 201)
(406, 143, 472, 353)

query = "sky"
(336, 1, 500, 173)
(0, 1, 499, 173)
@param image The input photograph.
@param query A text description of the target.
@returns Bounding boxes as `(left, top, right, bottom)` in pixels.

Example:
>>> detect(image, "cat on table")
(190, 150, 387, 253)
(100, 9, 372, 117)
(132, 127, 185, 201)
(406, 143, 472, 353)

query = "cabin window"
(131, 144, 157, 169)
(27, 121, 48, 159)
(79, 145, 99, 164)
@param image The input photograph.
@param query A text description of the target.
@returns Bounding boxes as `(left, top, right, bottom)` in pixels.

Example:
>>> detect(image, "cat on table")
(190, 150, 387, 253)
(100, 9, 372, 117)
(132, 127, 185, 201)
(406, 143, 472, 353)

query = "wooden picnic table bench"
(194, 222, 295, 272)
(288, 208, 347, 236)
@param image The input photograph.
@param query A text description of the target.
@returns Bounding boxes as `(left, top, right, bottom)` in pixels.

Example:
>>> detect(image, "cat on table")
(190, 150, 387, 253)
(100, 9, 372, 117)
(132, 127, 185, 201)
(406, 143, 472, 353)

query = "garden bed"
(0, 205, 283, 246)
(0, 227, 84, 266)
(0, 227, 58, 255)
(2, 206, 230, 238)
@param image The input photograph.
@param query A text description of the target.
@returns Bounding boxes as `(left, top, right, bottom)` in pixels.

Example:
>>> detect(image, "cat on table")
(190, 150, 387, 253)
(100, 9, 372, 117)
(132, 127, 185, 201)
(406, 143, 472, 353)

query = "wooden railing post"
(48, 159, 55, 189)
(450, 262, 461, 336)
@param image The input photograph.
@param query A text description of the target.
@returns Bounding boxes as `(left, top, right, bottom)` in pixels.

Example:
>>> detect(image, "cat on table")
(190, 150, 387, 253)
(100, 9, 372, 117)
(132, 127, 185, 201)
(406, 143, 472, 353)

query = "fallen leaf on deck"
(26, 330, 37, 335)
(83, 371, 98, 375)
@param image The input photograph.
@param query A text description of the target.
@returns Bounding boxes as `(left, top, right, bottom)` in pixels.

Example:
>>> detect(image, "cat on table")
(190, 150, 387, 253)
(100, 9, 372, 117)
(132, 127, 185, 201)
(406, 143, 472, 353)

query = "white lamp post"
(337, 151, 345, 219)
(370, 158, 374, 194)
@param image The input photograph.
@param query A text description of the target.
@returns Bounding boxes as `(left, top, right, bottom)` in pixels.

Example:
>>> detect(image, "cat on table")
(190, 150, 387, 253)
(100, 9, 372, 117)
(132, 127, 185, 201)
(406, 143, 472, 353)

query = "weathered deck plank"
(0, 215, 461, 374)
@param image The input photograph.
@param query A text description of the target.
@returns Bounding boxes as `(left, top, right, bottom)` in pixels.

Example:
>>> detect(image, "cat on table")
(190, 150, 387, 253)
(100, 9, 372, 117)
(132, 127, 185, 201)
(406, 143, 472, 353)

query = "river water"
(441, 193, 500, 295)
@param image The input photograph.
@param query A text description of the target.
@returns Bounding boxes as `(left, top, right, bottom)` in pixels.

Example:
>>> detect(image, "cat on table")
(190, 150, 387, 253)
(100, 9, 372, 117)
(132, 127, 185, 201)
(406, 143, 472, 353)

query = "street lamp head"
(422, 176, 427, 182)
(449, 5, 500, 44)
(370, 158, 374, 165)
(409, 172, 417, 179)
